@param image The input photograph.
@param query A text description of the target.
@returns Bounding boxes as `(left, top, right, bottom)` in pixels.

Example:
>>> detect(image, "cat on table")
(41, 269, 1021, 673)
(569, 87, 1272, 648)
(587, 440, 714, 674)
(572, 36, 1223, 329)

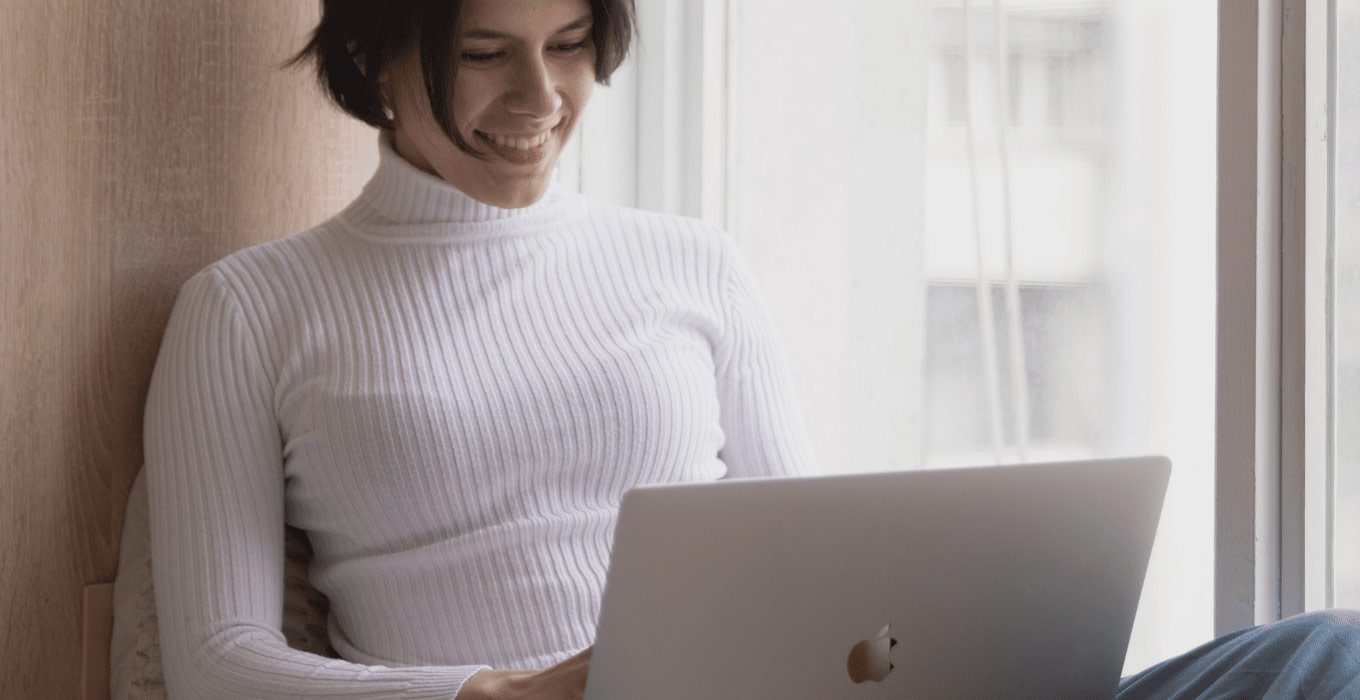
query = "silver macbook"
(584, 455, 1171, 700)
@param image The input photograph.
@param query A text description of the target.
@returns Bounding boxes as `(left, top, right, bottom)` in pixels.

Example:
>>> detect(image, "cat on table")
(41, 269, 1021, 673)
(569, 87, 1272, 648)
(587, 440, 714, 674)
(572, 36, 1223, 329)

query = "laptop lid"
(584, 456, 1171, 700)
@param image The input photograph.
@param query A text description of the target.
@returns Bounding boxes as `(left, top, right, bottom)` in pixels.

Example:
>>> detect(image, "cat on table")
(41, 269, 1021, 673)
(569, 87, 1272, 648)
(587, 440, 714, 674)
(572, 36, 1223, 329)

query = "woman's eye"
(461, 51, 503, 63)
(461, 40, 588, 64)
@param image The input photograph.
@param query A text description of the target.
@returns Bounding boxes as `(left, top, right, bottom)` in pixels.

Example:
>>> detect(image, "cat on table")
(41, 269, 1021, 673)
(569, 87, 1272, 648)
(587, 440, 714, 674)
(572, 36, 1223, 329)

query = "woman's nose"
(506, 55, 563, 120)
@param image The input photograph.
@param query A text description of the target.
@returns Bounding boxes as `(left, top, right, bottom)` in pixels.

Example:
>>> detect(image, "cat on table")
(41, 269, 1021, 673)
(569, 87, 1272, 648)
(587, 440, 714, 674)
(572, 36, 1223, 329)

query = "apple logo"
(846, 623, 898, 684)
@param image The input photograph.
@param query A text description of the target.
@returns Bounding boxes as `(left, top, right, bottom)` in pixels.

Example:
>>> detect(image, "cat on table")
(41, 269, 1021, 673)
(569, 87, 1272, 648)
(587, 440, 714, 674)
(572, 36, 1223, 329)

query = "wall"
(0, 2, 376, 696)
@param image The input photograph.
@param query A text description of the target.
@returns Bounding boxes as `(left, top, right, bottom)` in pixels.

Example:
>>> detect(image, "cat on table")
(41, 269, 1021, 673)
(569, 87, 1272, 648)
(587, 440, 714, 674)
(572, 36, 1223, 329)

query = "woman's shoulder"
(201, 219, 346, 277)
(175, 221, 346, 309)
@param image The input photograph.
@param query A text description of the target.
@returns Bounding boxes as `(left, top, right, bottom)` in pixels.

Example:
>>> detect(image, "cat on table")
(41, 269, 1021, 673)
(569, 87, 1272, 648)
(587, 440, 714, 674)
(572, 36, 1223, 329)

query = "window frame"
(1216, 0, 1282, 635)
(1279, 0, 1334, 618)
(1220, 0, 1335, 634)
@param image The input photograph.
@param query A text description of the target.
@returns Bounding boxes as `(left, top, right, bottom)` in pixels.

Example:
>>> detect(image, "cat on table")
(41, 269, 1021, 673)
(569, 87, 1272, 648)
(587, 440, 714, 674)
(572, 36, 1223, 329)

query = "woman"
(145, 1, 817, 698)
(144, 1, 1358, 699)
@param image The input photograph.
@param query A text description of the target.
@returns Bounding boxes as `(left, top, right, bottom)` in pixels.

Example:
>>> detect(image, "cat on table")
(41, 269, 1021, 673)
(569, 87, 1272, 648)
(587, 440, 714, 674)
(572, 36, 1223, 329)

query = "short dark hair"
(283, 0, 636, 159)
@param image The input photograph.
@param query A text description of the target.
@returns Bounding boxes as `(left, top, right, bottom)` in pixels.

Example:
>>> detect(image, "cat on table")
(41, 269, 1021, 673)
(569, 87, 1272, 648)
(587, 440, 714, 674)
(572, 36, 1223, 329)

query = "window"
(563, 0, 1335, 677)
(716, 0, 1217, 674)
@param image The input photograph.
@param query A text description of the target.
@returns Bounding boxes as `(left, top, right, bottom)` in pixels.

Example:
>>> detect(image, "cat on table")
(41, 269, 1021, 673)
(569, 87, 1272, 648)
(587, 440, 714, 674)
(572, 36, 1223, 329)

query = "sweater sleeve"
(711, 235, 822, 479)
(143, 268, 490, 700)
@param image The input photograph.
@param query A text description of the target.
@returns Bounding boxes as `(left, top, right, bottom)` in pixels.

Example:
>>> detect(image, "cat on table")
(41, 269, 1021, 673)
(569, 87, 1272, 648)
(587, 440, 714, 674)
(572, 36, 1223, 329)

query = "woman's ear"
(378, 77, 395, 120)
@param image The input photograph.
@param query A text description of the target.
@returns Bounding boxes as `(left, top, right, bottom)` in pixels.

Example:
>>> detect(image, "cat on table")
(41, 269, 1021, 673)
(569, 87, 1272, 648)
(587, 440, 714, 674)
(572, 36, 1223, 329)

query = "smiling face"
(385, 0, 596, 209)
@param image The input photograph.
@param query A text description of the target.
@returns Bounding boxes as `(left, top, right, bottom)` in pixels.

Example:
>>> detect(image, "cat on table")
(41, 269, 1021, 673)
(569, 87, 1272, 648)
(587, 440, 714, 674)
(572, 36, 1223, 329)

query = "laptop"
(584, 455, 1171, 700)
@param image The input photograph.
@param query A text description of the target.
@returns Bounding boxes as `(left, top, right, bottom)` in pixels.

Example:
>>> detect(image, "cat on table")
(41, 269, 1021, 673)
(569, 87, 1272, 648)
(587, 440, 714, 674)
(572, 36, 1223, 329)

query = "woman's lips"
(475, 123, 562, 165)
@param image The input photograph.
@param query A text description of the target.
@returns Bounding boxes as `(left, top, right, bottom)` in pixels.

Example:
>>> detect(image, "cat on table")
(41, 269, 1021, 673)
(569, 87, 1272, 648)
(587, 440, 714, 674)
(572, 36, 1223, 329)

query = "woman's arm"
(145, 268, 490, 699)
(711, 234, 823, 479)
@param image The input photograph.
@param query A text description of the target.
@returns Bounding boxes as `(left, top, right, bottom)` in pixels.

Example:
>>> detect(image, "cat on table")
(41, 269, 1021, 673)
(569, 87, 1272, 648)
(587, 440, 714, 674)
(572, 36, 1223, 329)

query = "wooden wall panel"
(0, 2, 378, 696)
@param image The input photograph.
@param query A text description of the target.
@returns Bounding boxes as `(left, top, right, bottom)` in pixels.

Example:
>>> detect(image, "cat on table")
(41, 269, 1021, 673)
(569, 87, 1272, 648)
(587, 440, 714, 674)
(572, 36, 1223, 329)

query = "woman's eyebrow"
(463, 14, 593, 41)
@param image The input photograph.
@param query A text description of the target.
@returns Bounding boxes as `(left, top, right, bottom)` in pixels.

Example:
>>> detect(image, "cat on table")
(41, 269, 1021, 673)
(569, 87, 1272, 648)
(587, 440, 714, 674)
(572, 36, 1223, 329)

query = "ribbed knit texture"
(143, 132, 819, 699)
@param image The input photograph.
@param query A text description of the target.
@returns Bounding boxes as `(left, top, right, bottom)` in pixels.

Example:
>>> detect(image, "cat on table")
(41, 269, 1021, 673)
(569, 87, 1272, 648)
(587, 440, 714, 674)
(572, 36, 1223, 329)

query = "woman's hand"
(457, 646, 592, 700)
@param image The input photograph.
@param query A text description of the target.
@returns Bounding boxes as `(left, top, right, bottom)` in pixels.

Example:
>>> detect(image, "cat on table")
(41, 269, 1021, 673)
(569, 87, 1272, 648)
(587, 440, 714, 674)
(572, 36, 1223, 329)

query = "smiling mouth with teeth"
(474, 126, 555, 151)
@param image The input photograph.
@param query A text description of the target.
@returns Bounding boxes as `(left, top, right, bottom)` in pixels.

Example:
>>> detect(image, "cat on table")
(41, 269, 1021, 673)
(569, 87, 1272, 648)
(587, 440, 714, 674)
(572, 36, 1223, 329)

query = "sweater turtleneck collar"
(335, 131, 584, 243)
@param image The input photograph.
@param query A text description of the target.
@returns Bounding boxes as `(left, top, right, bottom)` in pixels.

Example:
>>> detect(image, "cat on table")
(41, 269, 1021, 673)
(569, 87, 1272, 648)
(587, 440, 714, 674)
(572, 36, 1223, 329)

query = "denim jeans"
(1116, 610, 1360, 699)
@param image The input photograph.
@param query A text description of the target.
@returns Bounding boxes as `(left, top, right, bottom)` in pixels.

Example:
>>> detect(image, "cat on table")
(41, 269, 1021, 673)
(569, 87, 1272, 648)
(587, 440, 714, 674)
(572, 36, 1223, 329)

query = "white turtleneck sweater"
(143, 132, 819, 700)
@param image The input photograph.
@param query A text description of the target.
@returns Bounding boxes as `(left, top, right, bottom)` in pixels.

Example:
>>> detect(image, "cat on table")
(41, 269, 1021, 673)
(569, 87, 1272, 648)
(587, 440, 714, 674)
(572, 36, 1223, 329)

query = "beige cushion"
(110, 468, 338, 700)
